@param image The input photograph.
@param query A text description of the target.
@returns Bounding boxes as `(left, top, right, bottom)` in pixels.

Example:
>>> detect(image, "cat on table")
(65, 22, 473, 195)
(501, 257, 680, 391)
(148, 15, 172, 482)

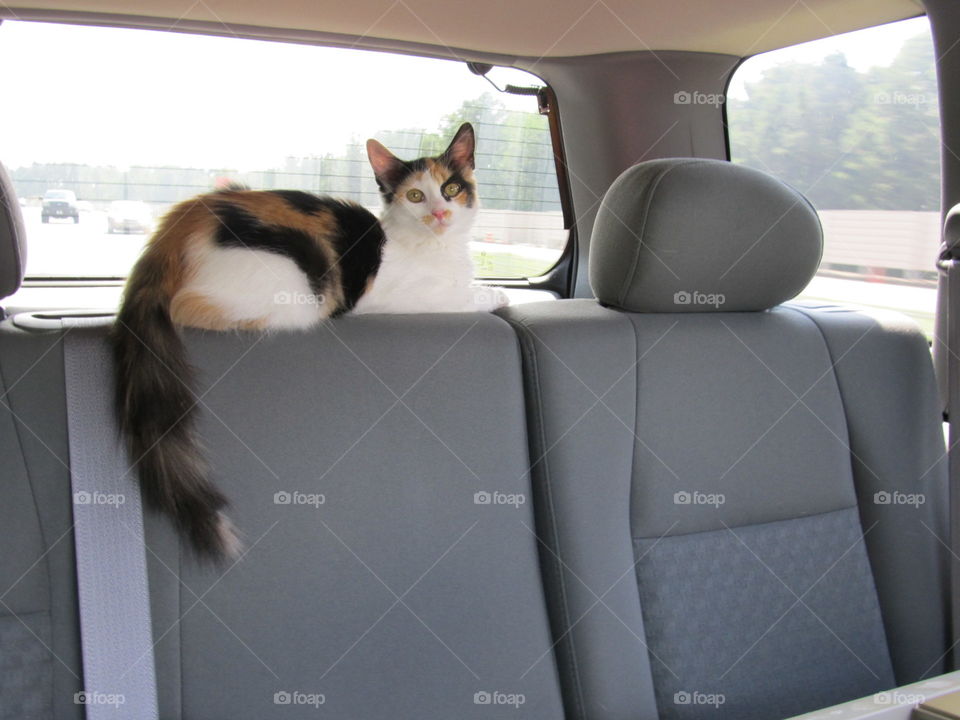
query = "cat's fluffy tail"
(111, 242, 240, 563)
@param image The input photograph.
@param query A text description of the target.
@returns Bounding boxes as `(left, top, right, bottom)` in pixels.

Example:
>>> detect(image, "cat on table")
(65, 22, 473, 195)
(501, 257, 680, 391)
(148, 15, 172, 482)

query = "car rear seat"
(499, 158, 951, 719)
(0, 163, 566, 717)
(0, 154, 951, 720)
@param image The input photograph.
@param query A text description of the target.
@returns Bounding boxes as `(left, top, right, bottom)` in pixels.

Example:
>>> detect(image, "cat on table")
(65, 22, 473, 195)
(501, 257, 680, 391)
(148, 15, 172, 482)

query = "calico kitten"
(113, 123, 503, 561)
(112, 190, 385, 560)
(354, 122, 509, 313)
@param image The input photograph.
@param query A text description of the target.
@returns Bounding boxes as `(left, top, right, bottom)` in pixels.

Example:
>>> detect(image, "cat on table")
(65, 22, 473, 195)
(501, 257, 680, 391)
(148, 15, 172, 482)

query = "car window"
(1, 21, 566, 280)
(727, 16, 940, 337)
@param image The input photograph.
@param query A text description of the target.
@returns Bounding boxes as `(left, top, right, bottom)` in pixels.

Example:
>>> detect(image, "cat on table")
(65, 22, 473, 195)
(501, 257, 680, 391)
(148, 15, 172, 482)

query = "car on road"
(41, 188, 79, 223)
(107, 200, 154, 234)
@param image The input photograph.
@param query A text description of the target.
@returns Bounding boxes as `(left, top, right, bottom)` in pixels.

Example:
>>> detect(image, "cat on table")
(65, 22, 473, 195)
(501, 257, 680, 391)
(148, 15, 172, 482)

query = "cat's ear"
(366, 139, 405, 189)
(441, 123, 475, 171)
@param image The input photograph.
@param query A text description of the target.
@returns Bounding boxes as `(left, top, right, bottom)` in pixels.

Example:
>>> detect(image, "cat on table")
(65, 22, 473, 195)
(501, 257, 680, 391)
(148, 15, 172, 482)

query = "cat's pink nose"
(432, 209, 447, 221)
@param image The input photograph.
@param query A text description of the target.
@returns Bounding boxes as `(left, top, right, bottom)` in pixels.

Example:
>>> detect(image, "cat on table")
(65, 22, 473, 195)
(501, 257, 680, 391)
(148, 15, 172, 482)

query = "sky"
(0, 20, 540, 171)
(0, 15, 932, 169)
(727, 16, 931, 99)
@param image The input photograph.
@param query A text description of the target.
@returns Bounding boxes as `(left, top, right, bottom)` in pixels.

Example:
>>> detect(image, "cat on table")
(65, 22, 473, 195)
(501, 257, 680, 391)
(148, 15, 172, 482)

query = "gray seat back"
(501, 158, 949, 720)
(0, 310, 566, 718)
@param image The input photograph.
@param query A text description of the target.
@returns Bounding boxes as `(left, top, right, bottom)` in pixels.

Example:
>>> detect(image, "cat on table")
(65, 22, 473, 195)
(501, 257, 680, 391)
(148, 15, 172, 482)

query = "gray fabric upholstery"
(627, 309, 858, 537)
(791, 302, 950, 683)
(0, 313, 566, 719)
(504, 300, 660, 720)
(167, 316, 563, 719)
(589, 159, 822, 313)
(500, 298, 948, 720)
(0, 326, 83, 720)
(0, 613, 53, 720)
(0, 161, 26, 301)
(0, 410, 54, 720)
(635, 508, 893, 720)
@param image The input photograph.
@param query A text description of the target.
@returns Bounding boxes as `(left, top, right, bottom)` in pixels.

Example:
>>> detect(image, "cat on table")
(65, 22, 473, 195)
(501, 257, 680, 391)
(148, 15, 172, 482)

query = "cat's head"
(366, 123, 479, 241)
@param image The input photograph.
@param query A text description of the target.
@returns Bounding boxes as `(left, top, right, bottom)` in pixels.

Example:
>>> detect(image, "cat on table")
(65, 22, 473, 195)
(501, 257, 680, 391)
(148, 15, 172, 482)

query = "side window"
(727, 17, 940, 336)
(0, 21, 565, 281)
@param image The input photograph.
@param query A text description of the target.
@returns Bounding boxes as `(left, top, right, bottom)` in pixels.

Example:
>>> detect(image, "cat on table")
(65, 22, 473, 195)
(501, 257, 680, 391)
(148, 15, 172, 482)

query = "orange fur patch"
(146, 198, 218, 299)
(428, 160, 449, 186)
(170, 290, 269, 331)
(454, 167, 475, 206)
(170, 290, 233, 330)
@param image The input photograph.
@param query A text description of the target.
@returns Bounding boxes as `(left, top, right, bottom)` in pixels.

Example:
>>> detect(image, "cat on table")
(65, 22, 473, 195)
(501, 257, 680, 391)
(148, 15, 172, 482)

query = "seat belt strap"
(63, 325, 158, 719)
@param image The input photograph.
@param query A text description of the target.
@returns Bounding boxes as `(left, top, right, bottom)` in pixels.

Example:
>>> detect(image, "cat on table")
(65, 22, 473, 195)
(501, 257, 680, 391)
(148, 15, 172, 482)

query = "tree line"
(729, 32, 940, 211)
(13, 31, 941, 217)
(10, 93, 562, 214)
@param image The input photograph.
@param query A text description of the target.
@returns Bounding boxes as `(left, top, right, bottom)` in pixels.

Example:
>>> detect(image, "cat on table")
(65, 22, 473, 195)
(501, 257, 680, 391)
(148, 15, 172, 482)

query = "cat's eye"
(443, 182, 462, 197)
(406, 189, 425, 203)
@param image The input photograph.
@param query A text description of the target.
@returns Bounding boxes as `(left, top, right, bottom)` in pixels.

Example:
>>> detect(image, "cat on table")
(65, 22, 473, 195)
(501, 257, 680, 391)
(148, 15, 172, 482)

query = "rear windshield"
(1, 21, 566, 280)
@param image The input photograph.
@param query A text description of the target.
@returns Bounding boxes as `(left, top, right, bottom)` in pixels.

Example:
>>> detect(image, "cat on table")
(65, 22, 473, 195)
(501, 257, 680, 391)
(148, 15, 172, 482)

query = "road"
(798, 276, 936, 336)
(21, 207, 150, 277)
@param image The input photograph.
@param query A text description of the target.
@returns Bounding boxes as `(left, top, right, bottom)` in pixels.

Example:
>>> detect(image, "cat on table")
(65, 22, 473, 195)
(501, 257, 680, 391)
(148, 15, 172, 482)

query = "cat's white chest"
(353, 236, 477, 314)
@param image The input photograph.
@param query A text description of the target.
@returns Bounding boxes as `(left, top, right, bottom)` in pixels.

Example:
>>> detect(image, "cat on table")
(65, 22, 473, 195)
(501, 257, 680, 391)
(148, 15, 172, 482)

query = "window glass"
(0, 21, 565, 279)
(728, 17, 940, 336)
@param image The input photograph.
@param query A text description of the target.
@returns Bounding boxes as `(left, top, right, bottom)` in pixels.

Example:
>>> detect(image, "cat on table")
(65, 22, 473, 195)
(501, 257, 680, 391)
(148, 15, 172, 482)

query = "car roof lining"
(0, 0, 924, 62)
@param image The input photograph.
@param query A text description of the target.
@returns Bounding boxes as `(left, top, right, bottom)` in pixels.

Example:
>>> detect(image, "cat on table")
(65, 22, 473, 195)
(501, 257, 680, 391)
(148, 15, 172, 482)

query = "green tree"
(729, 32, 940, 211)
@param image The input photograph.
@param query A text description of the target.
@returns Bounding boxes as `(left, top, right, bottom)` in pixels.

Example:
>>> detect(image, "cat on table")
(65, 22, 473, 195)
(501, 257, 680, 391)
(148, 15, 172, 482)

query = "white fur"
(353, 170, 509, 314)
(178, 240, 326, 328)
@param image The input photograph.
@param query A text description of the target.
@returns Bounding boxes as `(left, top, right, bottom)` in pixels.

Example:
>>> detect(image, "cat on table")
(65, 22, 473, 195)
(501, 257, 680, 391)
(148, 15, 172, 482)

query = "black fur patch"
(442, 170, 476, 208)
(327, 200, 387, 313)
(269, 189, 329, 215)
(375, 158, 430, 204)
(213, 201, 331, 298)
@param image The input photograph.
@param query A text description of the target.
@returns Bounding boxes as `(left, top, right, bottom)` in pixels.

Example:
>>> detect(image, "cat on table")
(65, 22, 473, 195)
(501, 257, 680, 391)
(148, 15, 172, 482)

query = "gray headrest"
(589, 158, 822, 313)
(0, 161, 26, 300)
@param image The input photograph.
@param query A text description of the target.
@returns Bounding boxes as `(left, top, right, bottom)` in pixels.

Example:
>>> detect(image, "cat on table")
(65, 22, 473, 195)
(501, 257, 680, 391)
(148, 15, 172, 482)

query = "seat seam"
(629, 315, 663, 719)
(632, 503, 861, 543)
(617, 164, 675, 308)
(616, 159, 711, 309)
(780, 305, 862, 498)
(507, 314, 587, 720)
(781, 304, 896, 676)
